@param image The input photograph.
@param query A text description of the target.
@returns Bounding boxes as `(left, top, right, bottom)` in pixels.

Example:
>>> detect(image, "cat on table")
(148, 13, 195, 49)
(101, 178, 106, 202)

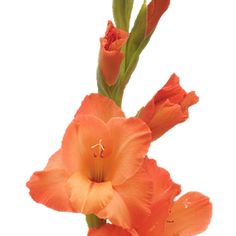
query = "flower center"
(105, 28, 120, 50)
(90, 139, 105, 182)
(91, 139, 105, 158)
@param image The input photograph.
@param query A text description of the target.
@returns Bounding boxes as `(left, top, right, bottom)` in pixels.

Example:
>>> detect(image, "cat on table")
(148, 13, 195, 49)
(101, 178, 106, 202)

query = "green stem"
(86, 214, 106, 229)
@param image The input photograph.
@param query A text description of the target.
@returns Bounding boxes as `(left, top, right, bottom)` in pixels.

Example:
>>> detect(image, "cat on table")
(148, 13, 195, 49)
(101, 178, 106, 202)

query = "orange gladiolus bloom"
(26, 93, 153, 229)
(138, 73, 199, 141)
(89, 160, 212, 236)
(146, 0, 170, 36)
(99, 21, 128, 86)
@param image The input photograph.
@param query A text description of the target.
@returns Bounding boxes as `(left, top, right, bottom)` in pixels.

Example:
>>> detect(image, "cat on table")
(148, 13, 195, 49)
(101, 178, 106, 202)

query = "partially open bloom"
(138, 73, 199, 141)
(146, 0, 170, 36)
(27, 93, 153, 229)
(99, 21, 128, 86)
(88, 159, 212, 236)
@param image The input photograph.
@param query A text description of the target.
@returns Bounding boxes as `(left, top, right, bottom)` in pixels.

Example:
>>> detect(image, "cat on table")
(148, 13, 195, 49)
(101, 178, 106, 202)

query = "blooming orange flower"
(88, 159, 212, 236)
(146, 0, 170, 36)
(138, 73, 199, 141)
(27, 93, 153, 229)
(99, 21, 128, 86)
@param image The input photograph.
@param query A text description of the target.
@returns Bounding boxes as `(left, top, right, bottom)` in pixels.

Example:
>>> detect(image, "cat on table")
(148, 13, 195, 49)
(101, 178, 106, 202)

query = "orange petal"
(99, 44, 124, 86)
(165, 192, 212, 236)
(26, 151, 73, 212)
(139, 74, 186, 125)
(75, 93, 125, 123)
(137, 159, 181, 236)
(67, 172, 113, 214)
(97, 190, 131, 228)
(96, 163, 153, 229)
(148, 100, 187, 140)
(61, 115, 112, 177)
(154, 74, 199, 109)
(144, 159, 181, 203)
(181, 91, 199, 111)
(105, 117, 151, 185)
(88, 224, 132, 236)
(44, 149, 66, 170)
(104, 21, 128, 51)
(153, 74, 186, 104)
(146, 0, 170, 36)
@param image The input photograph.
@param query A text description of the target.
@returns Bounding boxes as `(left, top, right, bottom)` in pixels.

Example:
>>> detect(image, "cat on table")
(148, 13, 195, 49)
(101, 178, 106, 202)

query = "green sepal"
(119, 1, 151, 88)
(86, 214, 106, 229)
(125, 1, 147, 67)
(125, 36, 151, 81)
(112, 0, 134, 32)
(97, 68, 123, 107)
(97, 68, 112, 99)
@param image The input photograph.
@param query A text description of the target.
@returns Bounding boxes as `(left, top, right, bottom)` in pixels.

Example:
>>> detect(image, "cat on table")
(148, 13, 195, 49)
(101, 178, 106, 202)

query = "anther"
(91, 139, 105, 158)
(167, 220, 174, 223)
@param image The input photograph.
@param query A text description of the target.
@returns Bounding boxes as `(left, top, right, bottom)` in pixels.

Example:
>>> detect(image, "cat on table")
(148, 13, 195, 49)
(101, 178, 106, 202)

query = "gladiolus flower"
(88, 160, 212, 236)
(146, 0, 170, 36)
(99, 21, 128, 86)
(27, 93, 153, 229)
(138, 73, 199, 141)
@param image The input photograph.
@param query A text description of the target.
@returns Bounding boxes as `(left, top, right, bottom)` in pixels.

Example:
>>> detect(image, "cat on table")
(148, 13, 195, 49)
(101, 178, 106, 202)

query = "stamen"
(91, 139, 105, 158)
(184, 198, 192, 209)
(167, 220, 174, 223)
(90, 139, 105, 182)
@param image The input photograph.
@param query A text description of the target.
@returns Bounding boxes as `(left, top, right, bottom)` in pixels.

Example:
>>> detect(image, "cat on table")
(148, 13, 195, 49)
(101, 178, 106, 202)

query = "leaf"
(125, 1, 147, 67)
(122, 36, 151, 87)
(112, 0, 134, 32)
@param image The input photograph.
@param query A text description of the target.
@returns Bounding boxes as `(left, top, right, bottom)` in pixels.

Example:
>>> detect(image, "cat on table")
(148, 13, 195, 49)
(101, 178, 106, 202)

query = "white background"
(0, 0, 235, 235)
